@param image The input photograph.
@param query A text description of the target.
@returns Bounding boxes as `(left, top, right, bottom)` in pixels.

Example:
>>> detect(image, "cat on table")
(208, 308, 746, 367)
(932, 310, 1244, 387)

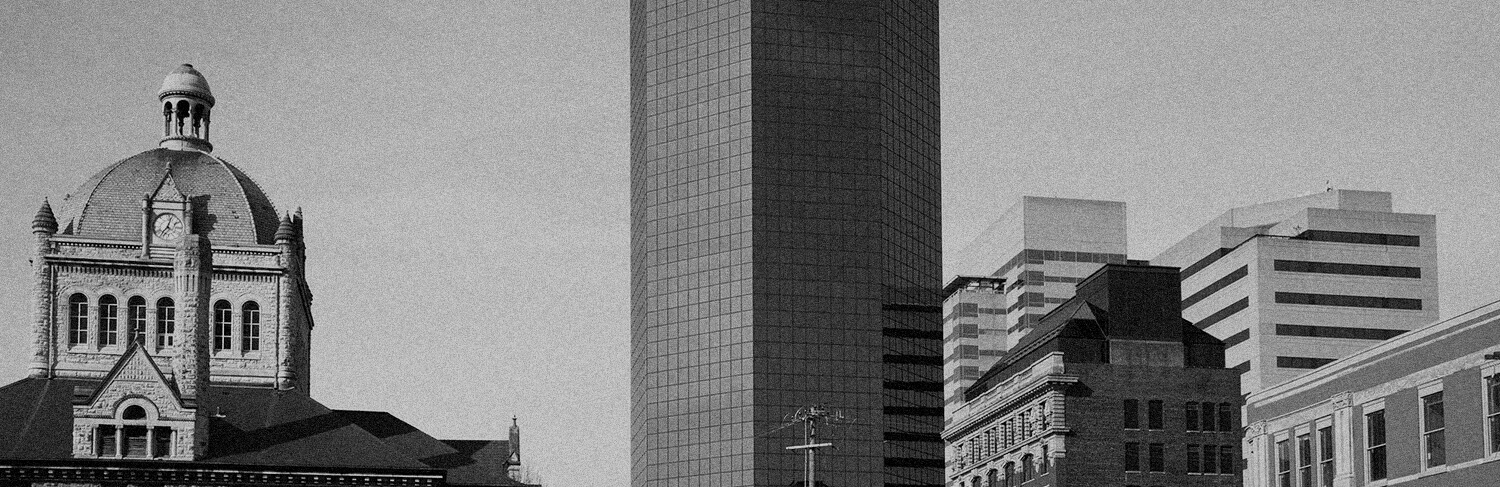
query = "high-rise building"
(630, 1, 942, 486)
(1152, 190, 1438, 394)
(951, 197, 1128, 340)
(942, 197, 1127, 416)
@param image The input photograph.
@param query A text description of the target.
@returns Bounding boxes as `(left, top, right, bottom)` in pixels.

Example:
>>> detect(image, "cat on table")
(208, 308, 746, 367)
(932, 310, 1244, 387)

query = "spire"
(159, 64, 215, 152)
(275, 213, 295, 243)
(32, 198, 57, 234)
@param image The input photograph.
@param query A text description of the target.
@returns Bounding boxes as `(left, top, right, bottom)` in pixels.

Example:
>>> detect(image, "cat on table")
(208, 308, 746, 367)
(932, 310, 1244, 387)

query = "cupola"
(158, 64, 215, 152)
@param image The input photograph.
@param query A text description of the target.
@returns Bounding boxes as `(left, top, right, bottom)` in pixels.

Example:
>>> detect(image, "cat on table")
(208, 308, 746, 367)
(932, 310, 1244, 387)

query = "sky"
(1, 2, 1498, 486)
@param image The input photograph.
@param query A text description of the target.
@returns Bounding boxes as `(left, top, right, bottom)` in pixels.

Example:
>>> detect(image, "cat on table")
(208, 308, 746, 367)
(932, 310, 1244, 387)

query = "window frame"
(1276, 436, 1292, 487)
(1147, 442, 1165, 473)
(68, 293, 89, 346)
(127, 296, 147, 347)
(212, 300, 234, 352)
(1484, 363, 1500, 458)
(1317, 424, 1334, 487)
(155, 298, 175, 349)
(1123, 399, 1140, 429)
(1147, 400, 1164, 430)
(1420, 389, 1446, 469)
(97, 295, 119, 347)
(1124, 442, 1141, 472)
(1186, 401, 1200, 432)
(241, 301, 261, 353)
(1365, 405, 1387, 481)
(1297, 431, 1313, 487)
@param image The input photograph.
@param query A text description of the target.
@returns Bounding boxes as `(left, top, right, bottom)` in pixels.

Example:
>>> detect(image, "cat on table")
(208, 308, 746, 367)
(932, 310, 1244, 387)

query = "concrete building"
(1152, 190, 1437, 394)
(942, 276, 1006, 424)
(943, 264, 1241, 487)
(0, 65, 530, 487)
(629, 1, 943, 486)
(943, 197, 1127, 422)
(1243, 300, 1500, 487)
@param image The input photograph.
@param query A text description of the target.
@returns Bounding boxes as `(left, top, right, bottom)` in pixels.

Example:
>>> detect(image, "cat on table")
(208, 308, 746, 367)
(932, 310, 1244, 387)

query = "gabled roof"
(76, 343, 181, 408)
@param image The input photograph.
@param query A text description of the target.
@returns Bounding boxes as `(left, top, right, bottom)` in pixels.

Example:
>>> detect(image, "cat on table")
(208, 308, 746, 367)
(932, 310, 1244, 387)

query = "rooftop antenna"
(1326, 180, 1333, 192)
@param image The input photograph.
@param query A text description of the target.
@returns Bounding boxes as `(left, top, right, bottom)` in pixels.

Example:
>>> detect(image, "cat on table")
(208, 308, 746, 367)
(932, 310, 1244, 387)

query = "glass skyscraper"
(630, 1, 941, 486)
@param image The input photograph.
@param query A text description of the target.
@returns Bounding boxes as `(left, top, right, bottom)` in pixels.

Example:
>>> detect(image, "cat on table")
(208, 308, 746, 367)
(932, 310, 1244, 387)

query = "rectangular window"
(1276, 439, 1292, 487)
(98, 425, 117, 456)
(1124, 399, 1140, 429)
(98, 298, 118, 346)
(1220, 445, 1235, 476)
(1367, 410, 1387, 480)
(241, 305, 261, 352)
(1489, 374, 1500, 455)
(1148, 400, 1164, 430)
(1148, 443, 1164, 472)
(1318, 426, 1334, 487)
(1186, 402, 1200, 431)
(1124, 442, 1141, 472)
(1218, 403, 1232, 431)
(1294, 229, 1420, 247)
(1187, 444, 1201, 473)
(1275, 324, 1406, 340)
(1201, 402, 1217, 432)
(1277, 356, 1337, 369)
(152, 427, 171, 458)
(1273, 259, 1422, 279)
(1202, 443, 1218, 474)
(128, 299, 147, 346)
(1422, 391, 1446, 468)
(1274, 292, 1422, 310)
(1298, 433, 1313, 487)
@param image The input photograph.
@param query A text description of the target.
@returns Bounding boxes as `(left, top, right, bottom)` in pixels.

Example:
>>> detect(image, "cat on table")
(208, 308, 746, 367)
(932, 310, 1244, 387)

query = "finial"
(512, 415, 518, 426)
(33, 198, 57, 234)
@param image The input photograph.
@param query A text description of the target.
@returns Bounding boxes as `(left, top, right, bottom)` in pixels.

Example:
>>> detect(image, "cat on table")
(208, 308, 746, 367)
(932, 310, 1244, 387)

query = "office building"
(1152, 190, 1438, 394)
(0, 65, 529, 487)
(943, 264, 1241, 487)
(1243, 300, 1500, 486)
(630, 1, 943, 485)
(943, 197, 1126, 417)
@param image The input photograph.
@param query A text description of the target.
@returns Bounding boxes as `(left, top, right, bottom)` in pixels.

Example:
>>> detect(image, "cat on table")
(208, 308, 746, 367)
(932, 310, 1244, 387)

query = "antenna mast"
(785, 405, 840, 487)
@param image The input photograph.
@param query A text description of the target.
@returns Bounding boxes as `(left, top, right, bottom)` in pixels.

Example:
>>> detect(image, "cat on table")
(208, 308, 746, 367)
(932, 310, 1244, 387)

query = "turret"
(29, 199, 56, 378)
(508, 416, 522, 477)
(275, 214, 299, 391)
(171, 198, 212, 457)
(158, 64, 215, 152)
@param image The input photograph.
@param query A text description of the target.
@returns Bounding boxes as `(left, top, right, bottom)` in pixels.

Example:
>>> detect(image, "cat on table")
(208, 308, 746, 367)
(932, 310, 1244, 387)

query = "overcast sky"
(1, 2, 1498, 486)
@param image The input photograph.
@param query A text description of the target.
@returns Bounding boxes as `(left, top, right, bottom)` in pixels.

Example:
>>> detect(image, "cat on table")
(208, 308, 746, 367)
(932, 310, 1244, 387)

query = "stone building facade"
(943, 264, 1242, 487)
(0, 64, 530, 486)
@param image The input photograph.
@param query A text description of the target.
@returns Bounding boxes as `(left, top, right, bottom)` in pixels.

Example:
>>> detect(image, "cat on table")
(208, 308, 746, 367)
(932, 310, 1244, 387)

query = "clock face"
(153, 213, 184, 240)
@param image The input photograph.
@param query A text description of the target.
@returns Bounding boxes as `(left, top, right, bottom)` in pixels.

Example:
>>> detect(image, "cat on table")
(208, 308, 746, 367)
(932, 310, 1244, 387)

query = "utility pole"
(785, 405, 840, 487)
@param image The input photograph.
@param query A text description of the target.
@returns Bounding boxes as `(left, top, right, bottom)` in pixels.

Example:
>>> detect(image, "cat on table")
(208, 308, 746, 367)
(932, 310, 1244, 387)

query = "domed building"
(0, 65, 534, 487)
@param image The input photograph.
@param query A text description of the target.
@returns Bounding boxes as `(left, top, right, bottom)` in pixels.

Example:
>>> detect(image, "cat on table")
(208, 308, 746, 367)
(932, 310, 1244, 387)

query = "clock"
(153, 213, 184, 240)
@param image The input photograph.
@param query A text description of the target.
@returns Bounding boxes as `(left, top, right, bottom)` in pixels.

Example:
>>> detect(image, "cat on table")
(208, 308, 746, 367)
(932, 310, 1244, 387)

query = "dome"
(56, 149, 279, 246)
(158, 64, 214, 105)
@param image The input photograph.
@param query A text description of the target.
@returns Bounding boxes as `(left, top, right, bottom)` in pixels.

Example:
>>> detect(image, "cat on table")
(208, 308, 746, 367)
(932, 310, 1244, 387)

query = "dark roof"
(57, 148, 279, 246)
(0, 377, 518, 483)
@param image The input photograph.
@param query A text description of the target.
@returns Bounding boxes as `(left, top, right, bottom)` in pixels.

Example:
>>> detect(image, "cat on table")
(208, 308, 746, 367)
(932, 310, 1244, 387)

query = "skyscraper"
(630, 2, 942, 486)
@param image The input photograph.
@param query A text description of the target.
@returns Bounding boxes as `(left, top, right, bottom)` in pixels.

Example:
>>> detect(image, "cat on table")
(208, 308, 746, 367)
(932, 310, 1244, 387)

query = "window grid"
(1422, 391, 1445, 468)
(1366, 410, 1387, 480)
(1297, 433, 1312, 487)
(213, 301, 233, 352)
(1318, 426, 1334, 487)
(98, 295, 119, 347)
(155, 298, 175, 349)
(1489, 374, 1500, 456)
(241, 302, 261, 352)
(68, 294, 89, 346)
(1276, 438, 1292, 487)
(128, 297, 147, 346)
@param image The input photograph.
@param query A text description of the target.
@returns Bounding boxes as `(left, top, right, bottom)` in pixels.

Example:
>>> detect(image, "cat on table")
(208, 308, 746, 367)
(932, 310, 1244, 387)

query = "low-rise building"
(944, 264, 1241, 487)
(1244, 300, 1500, 487)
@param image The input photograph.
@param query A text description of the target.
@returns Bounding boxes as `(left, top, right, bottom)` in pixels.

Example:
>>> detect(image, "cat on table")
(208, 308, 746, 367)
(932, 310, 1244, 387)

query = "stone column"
(1331, 392, 1354, 487)
(1246, 420, 1269, 487)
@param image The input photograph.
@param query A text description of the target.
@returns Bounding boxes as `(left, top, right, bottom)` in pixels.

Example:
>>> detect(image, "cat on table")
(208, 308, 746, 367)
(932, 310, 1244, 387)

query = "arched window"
(121, 405, 146, 420)
(969, 476, 980, 487)
(986, 468, 998, 487)
(241, 302, 261, 352)
(1004, 461, 1016, 487)
(213, 300, 233, 351)
(98, 402, 170, 459)
(1039, 445, 1049, 474)
(98, 295, 118, 347)
(155, 298, 175, 348)
(1022, 453, 1034, 481)
(68, 294, 89, 346)
(127, 297, 147, 346)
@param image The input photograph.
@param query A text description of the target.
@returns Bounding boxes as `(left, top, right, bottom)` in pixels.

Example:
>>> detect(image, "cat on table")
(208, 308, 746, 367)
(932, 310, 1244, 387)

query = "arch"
(212, 300, 233, 351)
(986, 468, 998, 487)
(68, 293, 89, 346)
(127, 296, 147, 346)
(1021, 453, 1034, 481)
(241, 301, 261, 352)
(155, 298, 175, 349)
(1003, 461, 1015, 487)
(121, 404, 146, 420)
(97, 295, 119, 347)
